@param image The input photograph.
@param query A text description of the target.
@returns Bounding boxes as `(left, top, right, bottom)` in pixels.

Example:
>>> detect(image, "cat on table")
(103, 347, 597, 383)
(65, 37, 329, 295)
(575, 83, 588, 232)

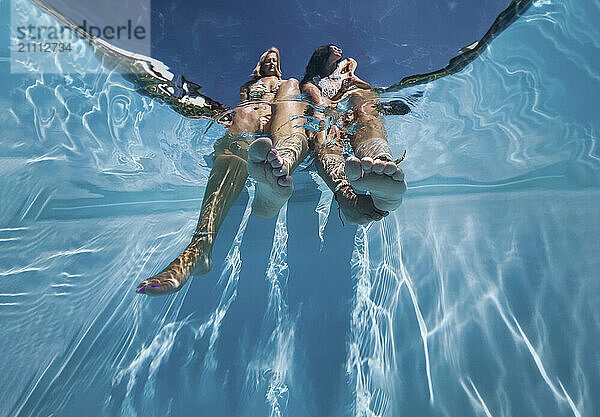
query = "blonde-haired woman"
(251, 46, 282, 78)
(136, 47, 308, 296)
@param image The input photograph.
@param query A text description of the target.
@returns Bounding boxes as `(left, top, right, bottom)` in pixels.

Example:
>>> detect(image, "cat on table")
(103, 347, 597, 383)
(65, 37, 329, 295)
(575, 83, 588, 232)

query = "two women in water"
(136, 45, 406, 296)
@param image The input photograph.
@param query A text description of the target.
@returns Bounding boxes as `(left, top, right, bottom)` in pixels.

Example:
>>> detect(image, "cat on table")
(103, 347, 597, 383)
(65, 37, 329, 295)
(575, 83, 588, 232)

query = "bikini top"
(316, 58, 357, 99)
(247, 78, 282, 100)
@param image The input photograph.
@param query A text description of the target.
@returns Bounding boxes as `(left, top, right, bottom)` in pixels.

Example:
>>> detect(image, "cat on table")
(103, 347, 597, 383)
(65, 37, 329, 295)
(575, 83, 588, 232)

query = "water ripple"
(1, 0, 599, 415)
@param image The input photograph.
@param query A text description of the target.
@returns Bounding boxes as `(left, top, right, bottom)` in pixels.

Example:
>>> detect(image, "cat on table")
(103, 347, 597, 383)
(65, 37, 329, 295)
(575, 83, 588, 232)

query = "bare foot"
(136, 237, 213, 296)
(344, 156, 407, 211)
(335, 186, 389, 225)
(247, 137, 294, 218)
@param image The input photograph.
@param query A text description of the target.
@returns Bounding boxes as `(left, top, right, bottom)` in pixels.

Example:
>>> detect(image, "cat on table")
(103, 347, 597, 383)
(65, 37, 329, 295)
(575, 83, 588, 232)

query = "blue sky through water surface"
(149, 0, 507, 105)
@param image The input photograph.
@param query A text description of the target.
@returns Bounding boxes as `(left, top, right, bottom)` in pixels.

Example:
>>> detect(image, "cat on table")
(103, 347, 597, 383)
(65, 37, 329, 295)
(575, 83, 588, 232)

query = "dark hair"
(301, 44, 338, 86)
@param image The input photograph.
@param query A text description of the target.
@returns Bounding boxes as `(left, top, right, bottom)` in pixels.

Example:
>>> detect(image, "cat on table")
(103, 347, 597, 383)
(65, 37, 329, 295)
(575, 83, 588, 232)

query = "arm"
(239, 83, 250, 102)
(348, 74, 372, 91)
(329, 74, 373, 103)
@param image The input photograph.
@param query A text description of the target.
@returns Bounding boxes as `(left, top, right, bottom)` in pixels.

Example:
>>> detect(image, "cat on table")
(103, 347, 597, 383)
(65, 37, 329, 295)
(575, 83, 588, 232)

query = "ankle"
(354, 138, 393, 161)
(191, 232, 215, 247)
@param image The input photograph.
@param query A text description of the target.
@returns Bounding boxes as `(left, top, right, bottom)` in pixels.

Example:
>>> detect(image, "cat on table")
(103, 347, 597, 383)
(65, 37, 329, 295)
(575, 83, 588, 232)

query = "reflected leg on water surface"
(136, 109, 256, 296)
(344, 89, 407, 211)
(247, 79, 309, 218)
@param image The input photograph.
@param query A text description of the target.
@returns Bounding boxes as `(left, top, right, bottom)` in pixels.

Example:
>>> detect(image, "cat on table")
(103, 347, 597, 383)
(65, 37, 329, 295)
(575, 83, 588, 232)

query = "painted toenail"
(282, 178, 287, 182)
(136, 287, 146, 293)
(150, 283, 160, 288)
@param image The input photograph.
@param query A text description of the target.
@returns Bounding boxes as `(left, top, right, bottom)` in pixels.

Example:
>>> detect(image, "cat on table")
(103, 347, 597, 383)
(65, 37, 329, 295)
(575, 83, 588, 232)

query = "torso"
(246, 76, 282, 102)
(317, 58, 357, 100)
(242, 76, 283, 133)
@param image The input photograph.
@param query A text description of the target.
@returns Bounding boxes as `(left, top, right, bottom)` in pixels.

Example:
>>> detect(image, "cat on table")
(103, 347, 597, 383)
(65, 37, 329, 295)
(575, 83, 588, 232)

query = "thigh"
(270, 79, 304, 144)
(347, 90, 386, 147)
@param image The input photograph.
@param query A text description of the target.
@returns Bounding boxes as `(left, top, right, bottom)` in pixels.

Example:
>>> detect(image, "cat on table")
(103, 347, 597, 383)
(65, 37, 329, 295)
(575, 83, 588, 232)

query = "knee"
(350, 90, 379, 115)
(233, 104, 259, 125)
(236, 104, 257, 119)
(353, 98, 380, 119)
(279, 78, 300, 94)
(283, 78, 299, 88)
(352, 89, 378, 100)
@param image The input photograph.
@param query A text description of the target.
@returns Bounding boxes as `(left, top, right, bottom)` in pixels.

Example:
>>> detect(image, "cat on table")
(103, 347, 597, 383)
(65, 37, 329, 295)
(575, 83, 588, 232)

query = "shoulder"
(240, 78, 260, 91)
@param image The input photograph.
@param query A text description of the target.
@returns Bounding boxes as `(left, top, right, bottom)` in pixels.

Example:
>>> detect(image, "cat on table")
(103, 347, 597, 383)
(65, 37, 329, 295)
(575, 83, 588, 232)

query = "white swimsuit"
(317, 58, 357, 99)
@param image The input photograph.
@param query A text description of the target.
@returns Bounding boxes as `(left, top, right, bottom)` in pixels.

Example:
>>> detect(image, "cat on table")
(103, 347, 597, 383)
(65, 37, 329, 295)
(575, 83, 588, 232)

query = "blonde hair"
(252, 47, 282, 78)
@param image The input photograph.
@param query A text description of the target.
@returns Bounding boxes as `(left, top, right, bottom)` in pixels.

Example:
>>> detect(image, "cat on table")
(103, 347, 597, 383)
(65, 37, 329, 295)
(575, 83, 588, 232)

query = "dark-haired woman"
(136, 47, 308, 295)
(301, 44, 406, 224)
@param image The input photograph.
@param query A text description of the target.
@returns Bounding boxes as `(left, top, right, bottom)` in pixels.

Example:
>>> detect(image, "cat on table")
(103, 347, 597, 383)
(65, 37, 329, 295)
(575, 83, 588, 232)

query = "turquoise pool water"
(1, 0, 599, 416)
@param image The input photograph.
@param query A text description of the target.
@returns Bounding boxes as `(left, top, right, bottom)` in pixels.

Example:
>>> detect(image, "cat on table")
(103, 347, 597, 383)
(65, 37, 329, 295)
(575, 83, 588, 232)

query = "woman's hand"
(349, 75, 372, 90)
(329, 75, 373, 103)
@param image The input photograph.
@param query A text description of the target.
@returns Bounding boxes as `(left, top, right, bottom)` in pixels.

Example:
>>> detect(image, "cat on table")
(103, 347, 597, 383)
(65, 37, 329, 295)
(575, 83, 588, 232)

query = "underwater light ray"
(402, 267, 434, 404)
(241, 203, 294, 417)
(489, 295, 582, 417)
(204, 183, 255, 367)
(309, 171, 333, 250)
(460, 377, 495, 417)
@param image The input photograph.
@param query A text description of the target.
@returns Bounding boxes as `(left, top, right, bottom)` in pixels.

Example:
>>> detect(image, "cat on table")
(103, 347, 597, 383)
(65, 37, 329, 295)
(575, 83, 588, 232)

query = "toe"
(383, 162, 397, 176)
(136, 280, 159, 295)
(392, 168, 405, 182)
(277, 175, 292, 187)
(248, 137, 273, 163)
(370, 212, 383, 221)
(136, 276, 178, 296)
(266, 149, 279, 164)
(144, 283, 161, 295)
(375, 208, 390, 217)
(272, 164, 288, 177)
(345, 157, 363, 181)
(361, 157, 373, 174)
(136, 279, 150, 293)
(372, 160, 385, 174)
(270, 156, 283, 169)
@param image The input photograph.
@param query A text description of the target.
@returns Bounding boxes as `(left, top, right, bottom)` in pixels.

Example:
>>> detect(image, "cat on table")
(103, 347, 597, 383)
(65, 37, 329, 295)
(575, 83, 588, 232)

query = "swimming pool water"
(0, 0, 599, 416)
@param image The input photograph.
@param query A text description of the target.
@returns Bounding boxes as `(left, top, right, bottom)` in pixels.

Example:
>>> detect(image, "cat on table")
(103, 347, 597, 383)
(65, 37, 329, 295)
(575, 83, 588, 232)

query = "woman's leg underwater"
(136, 107, 257, 296)
(247, 79, 309, 218)
(303, 86, 387, 224)
(344, 90, 406, 211)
